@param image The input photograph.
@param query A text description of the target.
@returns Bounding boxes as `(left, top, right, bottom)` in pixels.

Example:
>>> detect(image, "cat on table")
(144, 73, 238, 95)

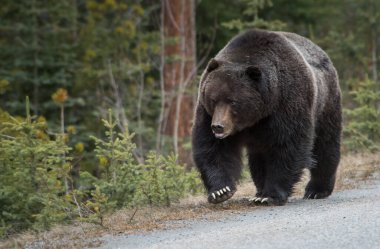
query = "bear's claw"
(208, 186, 235, 204)
(249, 197, 258, 202)
(249, 197, 269, 204)
(303, 190, 331, 199)
(249, 196, 287, 206)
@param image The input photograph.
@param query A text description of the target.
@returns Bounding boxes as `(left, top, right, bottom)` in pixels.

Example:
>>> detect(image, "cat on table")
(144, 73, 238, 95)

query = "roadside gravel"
(97, 181, 380, 249)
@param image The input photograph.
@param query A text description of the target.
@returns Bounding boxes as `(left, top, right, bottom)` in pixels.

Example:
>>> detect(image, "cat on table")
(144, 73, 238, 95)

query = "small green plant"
(343, 78, 380, 152)
(90, 109, 139, 208)
(134, 151, 202, 206)
(0, 97, 72, 235)
(82, 186, 111, 226)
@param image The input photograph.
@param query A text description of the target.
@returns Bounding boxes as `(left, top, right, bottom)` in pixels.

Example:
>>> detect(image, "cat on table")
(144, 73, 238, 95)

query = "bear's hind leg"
(305, 110, 342, 199)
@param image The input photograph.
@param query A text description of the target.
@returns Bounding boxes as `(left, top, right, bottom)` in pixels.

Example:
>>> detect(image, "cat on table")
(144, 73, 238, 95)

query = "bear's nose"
(211, 124, 224, 134)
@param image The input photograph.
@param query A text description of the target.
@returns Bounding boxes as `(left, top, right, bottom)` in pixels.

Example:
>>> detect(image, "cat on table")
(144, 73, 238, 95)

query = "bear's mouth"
(213, 131, 228, 139)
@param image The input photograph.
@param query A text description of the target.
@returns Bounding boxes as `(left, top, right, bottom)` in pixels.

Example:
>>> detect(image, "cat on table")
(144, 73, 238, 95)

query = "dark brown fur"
(192, 29, 342, 205)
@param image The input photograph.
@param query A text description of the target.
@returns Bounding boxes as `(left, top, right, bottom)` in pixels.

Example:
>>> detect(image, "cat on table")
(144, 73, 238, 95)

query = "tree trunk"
(161, 0, 196, 163)
(371, 30, 378, 84)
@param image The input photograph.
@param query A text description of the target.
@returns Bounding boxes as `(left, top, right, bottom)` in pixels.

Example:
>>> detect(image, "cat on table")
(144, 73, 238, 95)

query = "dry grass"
(335, 153, 380, 189)
(1, 152, 379, 249)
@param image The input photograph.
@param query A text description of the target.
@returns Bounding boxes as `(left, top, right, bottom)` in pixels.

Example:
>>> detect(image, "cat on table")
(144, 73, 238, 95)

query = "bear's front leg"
(252, 142, 312, 206)
(192, 105, 242, 204)
(248, 151, 266, 198)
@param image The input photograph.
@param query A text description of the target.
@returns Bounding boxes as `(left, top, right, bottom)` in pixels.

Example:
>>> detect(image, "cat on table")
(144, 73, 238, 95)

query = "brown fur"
(192, 29, 342, 205)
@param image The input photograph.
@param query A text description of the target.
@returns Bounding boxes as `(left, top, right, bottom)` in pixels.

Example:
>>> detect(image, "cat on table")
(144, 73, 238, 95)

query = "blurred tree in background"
(0, 0, 77, 116)
(161, 0, 196, 164)
(0, 0, 379, 236)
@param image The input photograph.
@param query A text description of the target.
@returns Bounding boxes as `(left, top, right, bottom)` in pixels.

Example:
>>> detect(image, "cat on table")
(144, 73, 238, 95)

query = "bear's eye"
(246, 66, 261, 81)
(229, 100, 237, 106)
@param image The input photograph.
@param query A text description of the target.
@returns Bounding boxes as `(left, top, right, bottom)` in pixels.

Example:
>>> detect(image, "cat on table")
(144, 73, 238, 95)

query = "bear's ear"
(207, 58, 219, 73)
(246, 66, 261, 81)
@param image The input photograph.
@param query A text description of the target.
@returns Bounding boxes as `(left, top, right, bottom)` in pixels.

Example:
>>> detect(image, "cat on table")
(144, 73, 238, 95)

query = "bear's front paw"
(304, 190, 331, 199)
(304, 182, 333, 199)
(208, 186, 235, 204)
(249, 196, 287, 206)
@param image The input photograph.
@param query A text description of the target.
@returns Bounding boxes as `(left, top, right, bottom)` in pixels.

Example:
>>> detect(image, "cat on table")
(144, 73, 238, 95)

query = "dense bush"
(343, 78, 380, 152)
(0, 100, 203, 237)
(0, 98, 72, 234)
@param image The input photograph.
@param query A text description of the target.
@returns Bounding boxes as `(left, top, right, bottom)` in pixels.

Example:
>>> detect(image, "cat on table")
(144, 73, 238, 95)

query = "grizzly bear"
(192, 29, 342, 205)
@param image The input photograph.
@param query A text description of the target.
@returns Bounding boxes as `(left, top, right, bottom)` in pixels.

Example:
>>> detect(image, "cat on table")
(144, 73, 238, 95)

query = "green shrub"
(0, 98, 72, 235)
(343, 78, 380, 152)
(0, 104, 203, 236)
(134, 151, 202, 206)
(90, 110, 139, 208)
(89, 110, 203, 210)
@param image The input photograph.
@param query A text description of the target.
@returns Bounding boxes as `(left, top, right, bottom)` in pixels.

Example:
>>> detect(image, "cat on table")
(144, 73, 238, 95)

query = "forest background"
(0, 0, 379, 238)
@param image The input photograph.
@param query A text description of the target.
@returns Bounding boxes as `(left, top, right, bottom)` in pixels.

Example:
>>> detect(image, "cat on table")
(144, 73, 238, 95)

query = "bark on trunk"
(161, 0, 196, 162)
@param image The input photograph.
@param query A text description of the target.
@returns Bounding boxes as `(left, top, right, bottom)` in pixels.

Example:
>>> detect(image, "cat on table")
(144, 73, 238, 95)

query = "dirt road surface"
(96, 182, 380, 249)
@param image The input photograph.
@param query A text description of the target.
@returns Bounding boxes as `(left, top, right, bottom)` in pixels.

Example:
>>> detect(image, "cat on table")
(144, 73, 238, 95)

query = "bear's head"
(199, 58, 278, 139)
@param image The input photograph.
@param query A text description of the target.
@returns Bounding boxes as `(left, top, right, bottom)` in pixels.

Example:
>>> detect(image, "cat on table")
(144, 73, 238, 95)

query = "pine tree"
(0, 0, 78, 117)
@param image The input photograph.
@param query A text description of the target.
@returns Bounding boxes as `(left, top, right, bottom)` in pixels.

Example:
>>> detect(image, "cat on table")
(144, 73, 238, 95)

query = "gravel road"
(96, 182, 380, 249)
